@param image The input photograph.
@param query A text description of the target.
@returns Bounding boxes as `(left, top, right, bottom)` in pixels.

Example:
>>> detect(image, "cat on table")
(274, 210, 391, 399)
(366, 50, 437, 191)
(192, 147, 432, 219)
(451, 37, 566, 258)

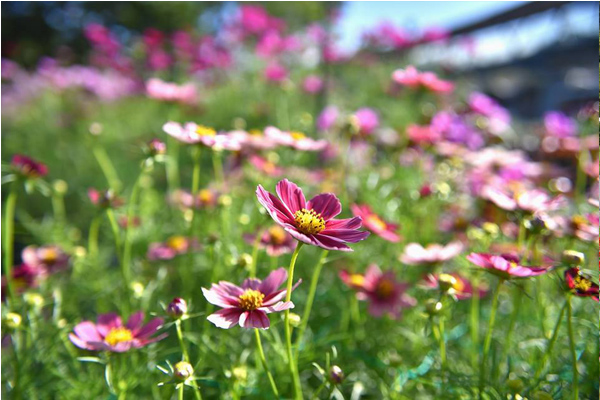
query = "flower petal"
(307, 193, 342, 221)
(96, 313, 123, 337)
(202, 287, 238, 308)
(136, 318, 163, 339)
(73, 321, 102, 342)
(276, 179, 306, 214)
(326, 216, 363, 230)
(239, 310, 270, 329)
(207, 308, 242, 329)
(258, 267, 288, 296)
(319, 229, 370, 243)
(256, 185, 296, 225)
(126, 311, 145, 333)
(260, 301, 294, 313)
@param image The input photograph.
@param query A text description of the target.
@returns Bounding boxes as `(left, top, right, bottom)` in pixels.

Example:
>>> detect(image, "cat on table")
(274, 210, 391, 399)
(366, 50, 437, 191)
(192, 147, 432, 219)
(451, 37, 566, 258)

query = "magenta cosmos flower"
(339, 264, 415, 319)
(422, 273, 486, 300)
(147, 236, 199, 261)
(354, 108, 379, 135)
(351, 204, 400, 243)
(564, 267, 599, 302)
(466, 253, 548, 280)
(392, 66, 454, 93)
(244, 225, 295, 256)
(69, 312, 166, 352)
(22, 244, 69, 274)
(162, 122, 241, 151)
(256, 179, 370, 251)
(302, 75, 324, 94)
(202, 267, 297, 329)
(400, 242, 463, 265)
(146, 78, 197, 105)
(264, 126, 328, 151)
(11, 155, 48, 179)
(481, 185, 563, 214)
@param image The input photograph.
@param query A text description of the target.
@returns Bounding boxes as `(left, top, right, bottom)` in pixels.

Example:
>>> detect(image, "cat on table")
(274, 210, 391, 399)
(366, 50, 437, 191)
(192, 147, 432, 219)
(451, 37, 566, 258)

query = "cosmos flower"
(11, 155, 48, 179)
(264, 62, 288, 83)
(422, 273, 485, 300)
(244, 225, 295, 256)
(227, 129, 278, 150)
(544, 111, 577, 138)
(564, 267, 599, 301)
(302, 75, 324, 94)
(392, 66, 454, 93)
(407, 124, 441, 145)
(256, 179, 370, 251)
(202, 268, 297, 329)
(147, 236, 199, 261)
(1, 263, 41, 300)
(88, 188, 124, 209)
(162, 122, 241, 151)
(481, 185, 563, 214)
(69, 312, 167, 352)
(351, 204, 400, 243)
(21, 245, 69, 274)
(316, 106, 339, 132)
(264, 127, 328, 151)
(248, 154, 283, 177)
(466, 253, 548, 280)
(339, 264, 415, 319)
(354, 108, 379, 135)
(146, 78, 196, 105)
(400, 242, 464, 265)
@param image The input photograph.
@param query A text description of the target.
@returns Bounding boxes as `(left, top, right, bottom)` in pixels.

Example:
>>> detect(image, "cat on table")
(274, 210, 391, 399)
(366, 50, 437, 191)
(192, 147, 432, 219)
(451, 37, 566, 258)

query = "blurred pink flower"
(407, 124, 441, 144)
(264, 126, 328, 151)
(147, 236, 199, 261)
(481, 185, 563, 214)
(392, 65, 454, 93)
(264, 62, 288, 83)
(248, 154, 283, 177)
(422, 273, 485, 300)
(11, 154, 48, 179)
(467, 253, 548, 279)
(162, 122, 241, 150)
(244, 225, 295, 257)
(401, 242, 464, 265)
(302, 75, 324, 94)
(354, 108, 379, 135)
(317, 106, 339, 131)
(544, 111, 577, 138)
(146, 78, 196, 104)
(22, 245, 69, 274)
(351, 204, 400, 243)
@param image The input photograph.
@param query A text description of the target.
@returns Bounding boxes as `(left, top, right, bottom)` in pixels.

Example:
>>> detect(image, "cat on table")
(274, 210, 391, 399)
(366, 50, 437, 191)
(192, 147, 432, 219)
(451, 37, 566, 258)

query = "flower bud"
(173, 361, 194, 381)
(131, 282, 145, 299)
(561, 250, 585, 266)
(329, 365, 345, 384)
(424, 299, 443, 316)
(437, 274, 457, 293)
(167, 297, 188, 319)
(147, 139, 166, 157)
(237, 253, 253, 269)
(232, 365, 248, 382)
(481, 222, 499, 237)
(24, 293, 44, 309)
(506, 378, 524, 392)
(53, 179, 68, 195)
(524, 215, 548, 234)
(288, 313, 301, 327)
(5, 312, 22, 329)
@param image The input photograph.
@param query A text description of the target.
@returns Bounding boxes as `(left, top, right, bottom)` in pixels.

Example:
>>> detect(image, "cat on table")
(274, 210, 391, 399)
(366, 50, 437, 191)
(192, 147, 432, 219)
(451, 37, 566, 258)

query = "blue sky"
(337, 1, 525, 51)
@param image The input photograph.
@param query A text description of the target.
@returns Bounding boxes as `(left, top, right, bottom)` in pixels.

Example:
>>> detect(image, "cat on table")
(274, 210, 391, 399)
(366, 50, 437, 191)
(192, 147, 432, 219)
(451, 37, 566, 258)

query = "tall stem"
(175, 320, 202, 400)
(470, 275, 480, 370)
(438, 315, 447, 369)
(285, 242, 303, 399)
(254, 329, 279, 397)
(188, 148, 201, 237)
(532, 300, 567, 383)
(479, 279, 503, 398)
(211, 151, 224, 188)
(88, 215, 101, 260)
(566, 295, 578, 399)
(3, 184, 18, 304)
(122, 168, 146, 298)
(93, 145, 122, 191)
(249, 228, 264, 278)
(295, 250, 328, 358)
(498, 287, 522, 379)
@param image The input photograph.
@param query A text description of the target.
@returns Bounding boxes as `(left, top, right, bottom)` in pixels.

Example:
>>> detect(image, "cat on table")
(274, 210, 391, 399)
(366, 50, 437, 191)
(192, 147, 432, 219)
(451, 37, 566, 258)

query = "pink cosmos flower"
(239, 5, 272, 35)
(544, 111, 577, 138)
(481, 185, 563, 214)
(400, 242, 464, 265)
(316, 106, 339, 132)
(69, 312, 166, 352)
(354, 108, 379, 135)
(88, 188, 124, 209)
(256, 179, 370, 252)
(422, 273, 485, 300)
(227, 129, 278, 150)
(264, 127, 328, 151)
(392, 66, 454, 93)
(168, 188, 219, 210)
(202, 268, 297, 329)
(146, 78, 196, 105)
(22, 245, 69, 274)
(11, 155, 48, 179)
(302, 75, 324, 94)
(564, 267, 599, 302)
(162, 122, 241, 151)
(147, 236, 199, 261)
(351, 204, 400, 243)
(407, 124, 442, 145)
(244, 225, 295, 257)
(466, 253, 548, 280)
(264, 62, 288, 83)
(1, 264, 41, 300)
(248, 154, 283, 177)
(339, 264, 415, 319)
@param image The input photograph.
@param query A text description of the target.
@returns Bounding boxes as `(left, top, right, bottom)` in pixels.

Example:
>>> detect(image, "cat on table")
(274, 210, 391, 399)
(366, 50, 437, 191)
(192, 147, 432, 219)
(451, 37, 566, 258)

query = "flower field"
(1, 4, 599, 399)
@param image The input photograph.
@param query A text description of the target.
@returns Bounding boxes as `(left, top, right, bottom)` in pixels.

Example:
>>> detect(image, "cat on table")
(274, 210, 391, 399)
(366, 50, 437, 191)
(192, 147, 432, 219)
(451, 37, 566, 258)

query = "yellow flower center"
(349, 274, 365, 287)
(249, 129, 263, 136)
(367, 215, 387, 231)
(195, 125, 216, 137)
(40, 248, 58, 264)
(238, 289, 265, 311)
(294, 208, 326, 235)
(508, 261, 518, 269)
(571, 215, 587, 228)
(268, 226, 287, 245)
(376, 279, 394, 299)
(198, 189, 214, 204)
(290, 131, 306, 140)
(105, 327, 134, 346)
(167, 236, 188, 252)
(573, 275, 592, 292)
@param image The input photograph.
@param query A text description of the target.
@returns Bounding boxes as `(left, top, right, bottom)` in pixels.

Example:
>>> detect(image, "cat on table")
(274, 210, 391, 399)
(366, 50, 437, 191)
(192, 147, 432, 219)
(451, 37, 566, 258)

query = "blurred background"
(2, 1, 598, 118)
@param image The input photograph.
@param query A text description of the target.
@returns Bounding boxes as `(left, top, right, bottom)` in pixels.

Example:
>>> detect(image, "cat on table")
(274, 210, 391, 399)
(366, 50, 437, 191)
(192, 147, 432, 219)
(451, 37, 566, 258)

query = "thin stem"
(517, 219, 526, 254)
(574, 149, 589, 203)
(438, 316, 446, 369)
(249, 228, 264, 278)
(498, 287, 522, 379)
(532, 300, 567, 383)
(211, 151, 224, 187)
(175, 320, 190, 361)
(470, 275, 480, 371)
(254, 329, 280, 397)
(105, 209, 122, 262)
(122, 168, 146, 297)
(566, 295, 578, 399)
(295, 250, 328, 358)
(285, 242, 303, 400)
(188, 148, 201, 241)
(88, 215, 101, 260)
(479, 279, 503, 399)
(178, 384, 184, 400)
(3, 184, 18, 304)
(93, 145, 122, 191)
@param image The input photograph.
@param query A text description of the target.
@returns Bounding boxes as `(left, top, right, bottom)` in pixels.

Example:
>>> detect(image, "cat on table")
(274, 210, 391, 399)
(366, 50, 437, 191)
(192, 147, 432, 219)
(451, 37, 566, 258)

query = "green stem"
(532, 300, 567, 383)
(498, 287, 522, 379)
(122, 169, 146, 298)
(188, 148, 201, 238)
(285, 242, 303, 399)
(212, 151, 224, 187)
(470, 275, 480, 371)
(3, 184, 18, 304)
(249, 228, 264, 278)
(574, 149, 589, 203)
(438, 316, 446, 369)
(517, 219, 526, 255)
(479, 279, 503, 399)
(88, 215, 101, 260)
(254, 329, 280, 397)
(566, 295, 578, 399)
(178, 384, 184, 400)
(295, 250, 328, 358)
(105, 209, 122, 261)
(93, 145, 122, 191)
(175, 320, 190, 361)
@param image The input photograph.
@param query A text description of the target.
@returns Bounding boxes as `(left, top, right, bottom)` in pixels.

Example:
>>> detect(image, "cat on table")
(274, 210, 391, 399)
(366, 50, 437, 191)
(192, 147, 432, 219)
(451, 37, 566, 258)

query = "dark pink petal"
(202, 287, 238, 308)
(241, 278, 262, 290)
(73, 321, 102, 342)
(276, 179, 306, 214)
(284, 224, 320, 246)
(319, 229, 370, 243)
(136, 332, 168, 346)
(307, 193, 342, 221)
(311, 234, 352, 252)
(325, 216, 363, 230)
(239, 310, 270, 329)
(260, 301, 294, 313)
(214, 281, 245, 297)
(126, 312, 145, 333)
(256, 185, 296, 224)
(136, 318, 163, 339)
(109, 341, 134, 353)
(258, 267, 288, 296)
(207, 308, 243, 329)
(69, 333, 97, 350)
(96, 313, 123, 336)
(466, 253, 493, 269)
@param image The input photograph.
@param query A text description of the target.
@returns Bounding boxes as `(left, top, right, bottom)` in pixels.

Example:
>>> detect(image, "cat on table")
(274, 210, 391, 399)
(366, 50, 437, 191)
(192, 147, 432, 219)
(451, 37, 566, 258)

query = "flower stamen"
(294, 208, 326, 235)
(238, 289, 265, 311)
(105, 327, 134, 346)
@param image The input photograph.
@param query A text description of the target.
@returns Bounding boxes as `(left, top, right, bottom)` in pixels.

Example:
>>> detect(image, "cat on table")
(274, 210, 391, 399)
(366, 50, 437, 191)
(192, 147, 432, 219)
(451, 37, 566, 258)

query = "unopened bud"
(288, 313, 301, 327)
(173, 361, 194, 381)
(53, 179, 68, 195)
(329, 365, 345, 384)
(147, 139, 166, 157)
(24, 293, 44, 309)
(167, 297, 188, 319)
(561, 250, 585, 266)
(5, 312, 22, 329)
(237, 253, 253, 269)
(437, 274, 457, 293)
(425, 299, 443, 316)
